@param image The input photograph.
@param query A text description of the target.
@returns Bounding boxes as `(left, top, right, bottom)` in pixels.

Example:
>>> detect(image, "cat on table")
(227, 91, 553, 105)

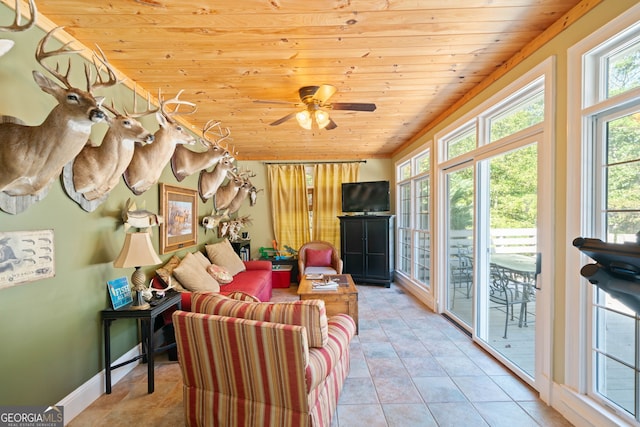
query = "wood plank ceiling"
(8, 0, 585, 160)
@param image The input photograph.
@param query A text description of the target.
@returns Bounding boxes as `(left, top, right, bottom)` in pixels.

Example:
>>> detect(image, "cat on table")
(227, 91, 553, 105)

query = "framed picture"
(0, 229, 55, 290)
(159, 183, 198, 254)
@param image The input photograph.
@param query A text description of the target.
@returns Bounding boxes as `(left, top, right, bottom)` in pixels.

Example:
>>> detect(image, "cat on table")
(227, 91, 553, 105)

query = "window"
(445, 125, 475, 161)
(574, 18, 640, 422)
(395, 148, 431, 289)
(488, 89, 544, 142)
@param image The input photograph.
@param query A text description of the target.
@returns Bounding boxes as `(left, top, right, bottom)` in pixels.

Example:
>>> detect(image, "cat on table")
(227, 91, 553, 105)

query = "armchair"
(298, 241, 343, 278)
(172, 292, 356, 427)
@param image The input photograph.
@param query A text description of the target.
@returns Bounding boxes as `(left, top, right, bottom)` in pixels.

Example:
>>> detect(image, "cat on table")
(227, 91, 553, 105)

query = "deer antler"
(35, 27, 83, 89)
(202, 119, 231, 146)
(160, 89, 197, 122)
(123, 83, 159, 118)
(86, 45, 119, 92)
(0, 0, 37, 32)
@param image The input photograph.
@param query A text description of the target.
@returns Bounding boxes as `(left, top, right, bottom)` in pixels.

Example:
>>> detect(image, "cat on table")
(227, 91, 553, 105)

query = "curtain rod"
(263, 160, 367, 165)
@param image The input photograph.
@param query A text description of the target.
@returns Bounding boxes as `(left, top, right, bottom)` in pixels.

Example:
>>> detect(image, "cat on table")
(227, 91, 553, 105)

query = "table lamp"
(113, 231, 162, 310)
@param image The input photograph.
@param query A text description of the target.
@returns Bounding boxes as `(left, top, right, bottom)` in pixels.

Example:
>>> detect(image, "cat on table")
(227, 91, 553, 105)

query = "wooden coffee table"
(297, 274, 359, 334)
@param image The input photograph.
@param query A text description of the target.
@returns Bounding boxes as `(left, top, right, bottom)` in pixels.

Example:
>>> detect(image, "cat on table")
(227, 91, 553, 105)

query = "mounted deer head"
(62, 82, 158, 211)
(198, 156, 235, 203)
(218, 168, 256, 212)
(123, 89, 197, 195)
(0, 0, 37, 57)
(0, 27, 115, 214)
(171, 119, 230, 182)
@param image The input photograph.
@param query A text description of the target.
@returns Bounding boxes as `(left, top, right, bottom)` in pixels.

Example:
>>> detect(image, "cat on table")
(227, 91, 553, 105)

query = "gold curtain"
(312, 163, 360, 247)
(267, 164, 310, 252)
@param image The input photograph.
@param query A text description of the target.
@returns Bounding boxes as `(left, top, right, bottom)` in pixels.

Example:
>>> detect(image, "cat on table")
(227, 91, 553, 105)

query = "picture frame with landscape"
(159, 183, 198, 254)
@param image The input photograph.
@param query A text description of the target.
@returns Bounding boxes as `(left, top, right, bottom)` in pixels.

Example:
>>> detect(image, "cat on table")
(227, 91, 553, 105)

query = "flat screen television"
(341, 180, 390, 213)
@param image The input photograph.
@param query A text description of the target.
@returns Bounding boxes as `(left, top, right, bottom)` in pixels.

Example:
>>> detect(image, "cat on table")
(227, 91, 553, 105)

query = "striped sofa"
(172, 292, 356, 427)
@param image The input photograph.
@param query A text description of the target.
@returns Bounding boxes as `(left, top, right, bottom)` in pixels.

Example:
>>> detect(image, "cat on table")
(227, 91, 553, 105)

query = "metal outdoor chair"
(489, 264, 531, 339)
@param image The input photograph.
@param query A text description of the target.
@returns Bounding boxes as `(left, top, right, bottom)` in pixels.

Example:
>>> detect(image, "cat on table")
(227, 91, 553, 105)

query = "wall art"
(0, 229, 55, 290)
(159, 183, 198, 254)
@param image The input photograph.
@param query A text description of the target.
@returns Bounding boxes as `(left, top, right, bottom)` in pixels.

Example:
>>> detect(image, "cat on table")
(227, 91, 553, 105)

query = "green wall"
(0, 4, 391, 406)
(391, 0, 638, 384)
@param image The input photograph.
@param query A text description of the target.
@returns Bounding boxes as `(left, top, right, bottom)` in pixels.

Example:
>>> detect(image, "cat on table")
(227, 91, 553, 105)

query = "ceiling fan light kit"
(296, 110, 312, 129)
(260, 84, 376, 131)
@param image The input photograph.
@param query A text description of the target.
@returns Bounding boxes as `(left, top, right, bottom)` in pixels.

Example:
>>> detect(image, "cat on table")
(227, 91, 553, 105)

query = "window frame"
(566, 5, 640, 425)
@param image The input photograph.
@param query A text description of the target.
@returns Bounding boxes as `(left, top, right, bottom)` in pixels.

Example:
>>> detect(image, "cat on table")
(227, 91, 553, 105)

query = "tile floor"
(69, 284, 573, 426)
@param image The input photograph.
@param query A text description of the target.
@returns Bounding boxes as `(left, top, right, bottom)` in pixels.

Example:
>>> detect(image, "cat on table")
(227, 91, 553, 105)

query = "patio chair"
(489, 264, 530, 339)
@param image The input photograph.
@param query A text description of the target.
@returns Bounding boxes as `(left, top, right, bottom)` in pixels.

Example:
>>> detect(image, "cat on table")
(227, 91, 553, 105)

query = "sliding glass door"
(444, 164, 474, 328)
(476, 140, 538, 378)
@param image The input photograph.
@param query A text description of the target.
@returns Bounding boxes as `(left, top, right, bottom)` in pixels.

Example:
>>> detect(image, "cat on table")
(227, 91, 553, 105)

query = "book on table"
(311, 280, 339, 291)
(305, 273, 324, 280)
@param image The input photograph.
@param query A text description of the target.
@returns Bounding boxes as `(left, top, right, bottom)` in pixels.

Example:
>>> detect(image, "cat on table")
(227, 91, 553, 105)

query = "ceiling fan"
(256, 84, 376, 130)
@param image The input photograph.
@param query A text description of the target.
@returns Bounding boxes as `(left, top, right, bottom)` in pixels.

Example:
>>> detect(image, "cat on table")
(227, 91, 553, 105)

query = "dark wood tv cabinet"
(339, 215, 394, 287)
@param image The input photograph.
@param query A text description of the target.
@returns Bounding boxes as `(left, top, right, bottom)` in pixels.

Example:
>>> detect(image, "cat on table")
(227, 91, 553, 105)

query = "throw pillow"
(192, 292, 329, 348)
(306, 248, 332, 267)
(205, 239, 246, 276)
(155, 255, 187, 292)
(173, 252, 220, 293)
(206, 264, 233, 284)
(192, 250, 211, 268)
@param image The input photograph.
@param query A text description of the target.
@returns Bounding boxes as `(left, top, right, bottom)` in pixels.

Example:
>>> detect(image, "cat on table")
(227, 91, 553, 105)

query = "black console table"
(101, 291, 181, 394)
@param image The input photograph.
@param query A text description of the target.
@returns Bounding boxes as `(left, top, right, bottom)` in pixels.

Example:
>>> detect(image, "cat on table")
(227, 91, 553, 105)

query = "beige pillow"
(205, 239, 246, 276)
(173, 252, 220, 293)
(192, 251, 211, 268)
(155, 255, 187, 292)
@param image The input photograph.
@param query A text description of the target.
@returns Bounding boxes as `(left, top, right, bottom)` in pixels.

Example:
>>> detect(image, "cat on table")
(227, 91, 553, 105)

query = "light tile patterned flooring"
(69, 284, 572, 426)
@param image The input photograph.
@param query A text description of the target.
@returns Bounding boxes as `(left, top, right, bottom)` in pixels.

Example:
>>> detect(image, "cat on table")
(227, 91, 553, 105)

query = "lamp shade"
(315, 109, 330, 129)
(113, 232, 162, 268)
(295, 110, 312, 130)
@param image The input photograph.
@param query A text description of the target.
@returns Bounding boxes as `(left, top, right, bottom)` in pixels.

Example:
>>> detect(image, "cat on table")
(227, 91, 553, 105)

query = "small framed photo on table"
(107, 277, 133, 310)
(159, 183, 198, 254)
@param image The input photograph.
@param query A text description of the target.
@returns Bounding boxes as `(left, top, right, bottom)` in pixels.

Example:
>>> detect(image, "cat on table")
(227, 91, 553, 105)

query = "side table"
(101, 291, 182, 394)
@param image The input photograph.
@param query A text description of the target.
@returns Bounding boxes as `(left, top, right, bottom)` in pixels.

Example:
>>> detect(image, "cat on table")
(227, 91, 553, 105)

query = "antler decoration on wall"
(0, 0, 37, 58)
(62, 75, 159, 212)
(0, 27, 115, 214)
(171, 119, 231, 182)
(218, 216, 252, 241)
(123, 89, 197, 196)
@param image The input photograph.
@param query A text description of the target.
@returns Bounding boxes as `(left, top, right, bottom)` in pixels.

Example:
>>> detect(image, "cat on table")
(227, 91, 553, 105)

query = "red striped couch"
(172, 292, 356, 427)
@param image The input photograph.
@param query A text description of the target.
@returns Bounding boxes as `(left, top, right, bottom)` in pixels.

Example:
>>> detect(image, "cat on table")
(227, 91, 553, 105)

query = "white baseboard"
(57, 344, 141, 425)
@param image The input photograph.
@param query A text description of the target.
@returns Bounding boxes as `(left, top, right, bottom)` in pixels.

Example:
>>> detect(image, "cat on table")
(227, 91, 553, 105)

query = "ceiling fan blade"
(330, 102, 377, 112)
(324, 118, 338, 130)
(269, 111, 297, 126)
(313, 84, 337, 104)
(254, 99, 299, 106)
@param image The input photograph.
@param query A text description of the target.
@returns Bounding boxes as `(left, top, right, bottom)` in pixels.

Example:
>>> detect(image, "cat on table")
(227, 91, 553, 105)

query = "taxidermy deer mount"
(215, 169, 256, 213)
(171, 119, 231, 182)
(62, 82, 158, 212)
(123, 90, 198, 195)
(0, 0, 37, 58)
(0, 26, 115, 214)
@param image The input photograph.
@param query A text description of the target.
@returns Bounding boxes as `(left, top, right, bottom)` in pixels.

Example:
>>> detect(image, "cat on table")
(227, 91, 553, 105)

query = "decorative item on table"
(113, 231, 162, 310)
(311, 278, 339, 290)
(324, 274, 350, 286)
(107, 277, 133, 310)
(140, 277, 175, 302)
(266, 240, 293, 260)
